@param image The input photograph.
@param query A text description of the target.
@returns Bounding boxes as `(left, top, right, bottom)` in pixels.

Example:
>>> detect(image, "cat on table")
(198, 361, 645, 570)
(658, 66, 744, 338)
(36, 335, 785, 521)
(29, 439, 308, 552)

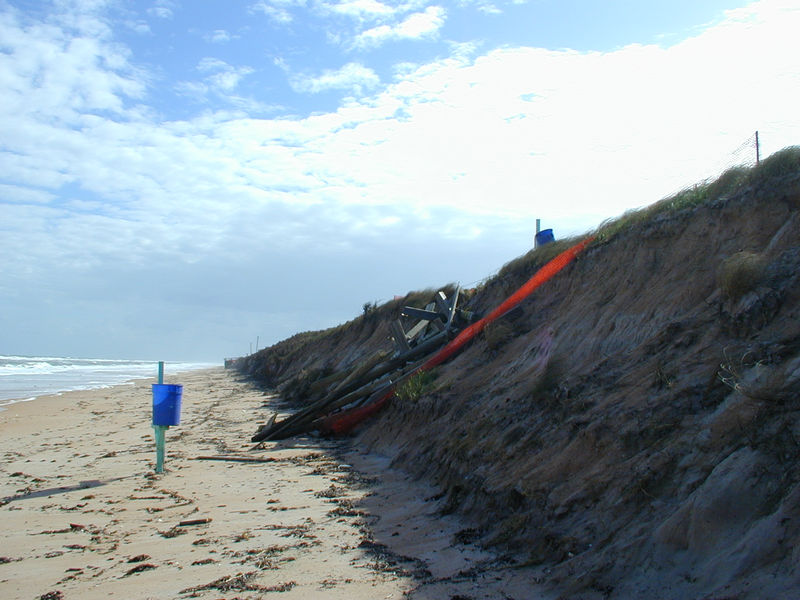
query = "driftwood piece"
(256, 374, 391, 442)
(251, 351, 400, 443)
(194, 455, 278, 463)
(330, 349, 390, 396)
(307, 367, 352, 395)
(252, 331, 451, 443)
(178, 518, 212, 527)
(319, 353, 429, 418)
(251, 289, 464, 444)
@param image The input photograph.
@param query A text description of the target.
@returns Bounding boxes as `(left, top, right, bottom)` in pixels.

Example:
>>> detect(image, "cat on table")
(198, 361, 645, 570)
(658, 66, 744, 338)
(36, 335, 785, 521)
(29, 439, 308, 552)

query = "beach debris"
(122, 563, 157, 577)
(158, 526, 187, 538)
(36, 523, 87, 535)
(180, 571, 296, 594)
(314, 484, 347, 499)
(194, 455, 278, 463)
(127, 554, 150, 563)
(251, 288, 471, 442)
(39, 591, 63, 600)
(178, 517, 212, 527)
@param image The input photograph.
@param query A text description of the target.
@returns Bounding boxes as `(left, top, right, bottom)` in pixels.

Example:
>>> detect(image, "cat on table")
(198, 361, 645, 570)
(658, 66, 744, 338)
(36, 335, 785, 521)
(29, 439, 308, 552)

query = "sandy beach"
(0, 367, 541, 600)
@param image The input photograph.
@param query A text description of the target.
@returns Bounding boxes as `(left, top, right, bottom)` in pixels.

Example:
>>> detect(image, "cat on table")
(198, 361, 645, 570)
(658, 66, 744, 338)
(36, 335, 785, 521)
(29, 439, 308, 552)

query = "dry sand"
(0, 368, 545, 600)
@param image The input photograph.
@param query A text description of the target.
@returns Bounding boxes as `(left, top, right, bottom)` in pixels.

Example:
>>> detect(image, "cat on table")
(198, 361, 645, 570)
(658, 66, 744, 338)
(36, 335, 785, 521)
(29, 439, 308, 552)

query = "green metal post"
(154, 361, 167, 474)
(154, 425, 167, 473)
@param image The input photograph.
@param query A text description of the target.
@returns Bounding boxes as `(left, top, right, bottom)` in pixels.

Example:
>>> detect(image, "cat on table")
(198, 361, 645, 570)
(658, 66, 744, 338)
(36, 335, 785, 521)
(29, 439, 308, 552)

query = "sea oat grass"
(718, 251, 767, 300)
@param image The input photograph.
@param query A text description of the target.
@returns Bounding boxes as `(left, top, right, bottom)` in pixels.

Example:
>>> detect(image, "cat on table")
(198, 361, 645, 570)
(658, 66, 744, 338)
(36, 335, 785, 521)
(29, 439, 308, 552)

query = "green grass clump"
(706, 165, 749, 199)
(746, 146, 800, 187)
(593, 146, 800, 246)
(718, 251, 767, 300)
(395, 370, 437, 403)
(496, 236, 583, 281)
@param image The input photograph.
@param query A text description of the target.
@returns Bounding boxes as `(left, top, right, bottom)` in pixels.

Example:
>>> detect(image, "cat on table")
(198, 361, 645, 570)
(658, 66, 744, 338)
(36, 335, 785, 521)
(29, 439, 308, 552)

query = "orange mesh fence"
(322, 235, 595, 434)
(421, 236, 594, 370)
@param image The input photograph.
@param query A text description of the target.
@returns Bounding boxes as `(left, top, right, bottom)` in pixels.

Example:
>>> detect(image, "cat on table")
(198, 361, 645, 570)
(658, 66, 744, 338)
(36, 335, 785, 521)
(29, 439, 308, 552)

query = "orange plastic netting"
(421, 236, 594, 370)
(322, 235, 595, 434)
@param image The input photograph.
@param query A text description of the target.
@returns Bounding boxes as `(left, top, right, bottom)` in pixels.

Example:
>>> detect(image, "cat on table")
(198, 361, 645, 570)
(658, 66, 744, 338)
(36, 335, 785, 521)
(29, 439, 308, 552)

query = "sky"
(1, 0, 799, 362)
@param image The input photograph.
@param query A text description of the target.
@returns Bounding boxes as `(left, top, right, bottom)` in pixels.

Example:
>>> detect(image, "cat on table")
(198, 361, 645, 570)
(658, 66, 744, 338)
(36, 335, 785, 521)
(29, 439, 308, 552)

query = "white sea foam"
(0, 355, 217, 406)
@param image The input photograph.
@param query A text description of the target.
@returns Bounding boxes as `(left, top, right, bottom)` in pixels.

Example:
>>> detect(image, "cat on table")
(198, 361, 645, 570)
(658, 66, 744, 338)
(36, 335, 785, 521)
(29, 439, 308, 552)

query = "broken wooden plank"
(262, 373, 394, 441)
(194, 455, 278, 463)
(251, 329, 450, 443)
(307, 366, 353, 394)
(435, 290, 451, 315)
(444, 286, 461, 332)
(404, 318, 430, 343)
(330, 349, 390, 396)
(401, 306, 444, 322)
(178, 518, 212, 527)
(390, 319, 411, 353)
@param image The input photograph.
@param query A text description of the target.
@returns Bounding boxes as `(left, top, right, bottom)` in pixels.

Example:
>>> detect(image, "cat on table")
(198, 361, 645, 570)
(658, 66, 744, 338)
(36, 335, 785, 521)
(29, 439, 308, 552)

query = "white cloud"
(0, 184, 56, 204)
(353, 5, 446, 48)
(455, 0, 501, 15)
(250, 0, 306, 24)
(147, 0, 177, 19)
(325, 0, 396, 19)
(290, 62, 380, 94)
(2, 0, 800, 359)
(206, 29, 234, 43)
(126, 19, 151, 34)
(0, 8, 145, 125)
(177, 58, 255, 97)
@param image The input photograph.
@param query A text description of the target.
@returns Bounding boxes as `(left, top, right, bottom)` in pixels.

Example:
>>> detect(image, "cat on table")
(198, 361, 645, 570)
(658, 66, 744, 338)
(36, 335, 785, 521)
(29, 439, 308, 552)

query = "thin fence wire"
(724, 131, 760, 171)
(664, 130, 761, 202)
(412, 131, 768, 293)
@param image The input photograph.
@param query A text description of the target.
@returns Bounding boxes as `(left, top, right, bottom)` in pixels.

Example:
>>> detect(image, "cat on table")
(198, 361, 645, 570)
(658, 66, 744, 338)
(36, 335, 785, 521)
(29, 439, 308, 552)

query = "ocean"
(0, 355, 217, 407)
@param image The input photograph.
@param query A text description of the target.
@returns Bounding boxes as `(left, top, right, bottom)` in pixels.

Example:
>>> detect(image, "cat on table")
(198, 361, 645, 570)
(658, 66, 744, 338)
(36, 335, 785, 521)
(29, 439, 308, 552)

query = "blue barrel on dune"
(535, 228, 555, 247)
(152, 384, 183, 426)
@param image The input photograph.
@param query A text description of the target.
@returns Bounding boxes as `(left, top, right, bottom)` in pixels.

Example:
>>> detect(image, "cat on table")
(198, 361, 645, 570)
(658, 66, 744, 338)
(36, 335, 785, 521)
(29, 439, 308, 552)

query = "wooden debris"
(178, 518, 212, 527)
(194, 455, 277, 463)
(251, 288, 473, 443)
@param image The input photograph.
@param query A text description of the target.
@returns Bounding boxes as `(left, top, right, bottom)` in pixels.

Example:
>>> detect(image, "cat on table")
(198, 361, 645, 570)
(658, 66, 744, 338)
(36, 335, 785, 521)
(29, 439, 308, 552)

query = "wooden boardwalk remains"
(251, 288, 470, 443)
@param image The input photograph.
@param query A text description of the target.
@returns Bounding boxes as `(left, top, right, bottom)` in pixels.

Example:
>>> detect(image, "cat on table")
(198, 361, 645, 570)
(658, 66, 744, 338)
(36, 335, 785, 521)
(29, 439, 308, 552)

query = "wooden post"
(755, 130, 760, 165)
(154, 361, 168, 474)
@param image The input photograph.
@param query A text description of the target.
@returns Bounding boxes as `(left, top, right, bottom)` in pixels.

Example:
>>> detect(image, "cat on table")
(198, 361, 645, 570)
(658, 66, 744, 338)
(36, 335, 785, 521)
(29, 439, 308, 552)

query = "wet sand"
(0, 368, 544, 599)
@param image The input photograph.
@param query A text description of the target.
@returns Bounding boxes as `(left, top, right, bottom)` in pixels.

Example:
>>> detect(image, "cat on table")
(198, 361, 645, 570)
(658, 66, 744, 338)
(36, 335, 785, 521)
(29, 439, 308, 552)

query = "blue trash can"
(535, 228, 555, 247)
(152, 384, 183, 426)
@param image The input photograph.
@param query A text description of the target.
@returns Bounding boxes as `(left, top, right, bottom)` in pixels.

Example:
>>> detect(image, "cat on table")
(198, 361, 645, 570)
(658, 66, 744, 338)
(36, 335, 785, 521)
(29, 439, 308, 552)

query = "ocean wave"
(0, 356, 217, 404)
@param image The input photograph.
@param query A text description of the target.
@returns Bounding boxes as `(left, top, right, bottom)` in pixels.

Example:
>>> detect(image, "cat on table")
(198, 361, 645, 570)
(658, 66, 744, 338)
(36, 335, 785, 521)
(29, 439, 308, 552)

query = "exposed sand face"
(0, 368, 545, 600)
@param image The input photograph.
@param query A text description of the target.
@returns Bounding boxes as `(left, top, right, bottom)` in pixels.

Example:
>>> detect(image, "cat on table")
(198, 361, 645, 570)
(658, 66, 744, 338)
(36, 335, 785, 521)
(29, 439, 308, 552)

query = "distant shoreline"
(0, 355, 219, 406)
(0, 367, 223, 409)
